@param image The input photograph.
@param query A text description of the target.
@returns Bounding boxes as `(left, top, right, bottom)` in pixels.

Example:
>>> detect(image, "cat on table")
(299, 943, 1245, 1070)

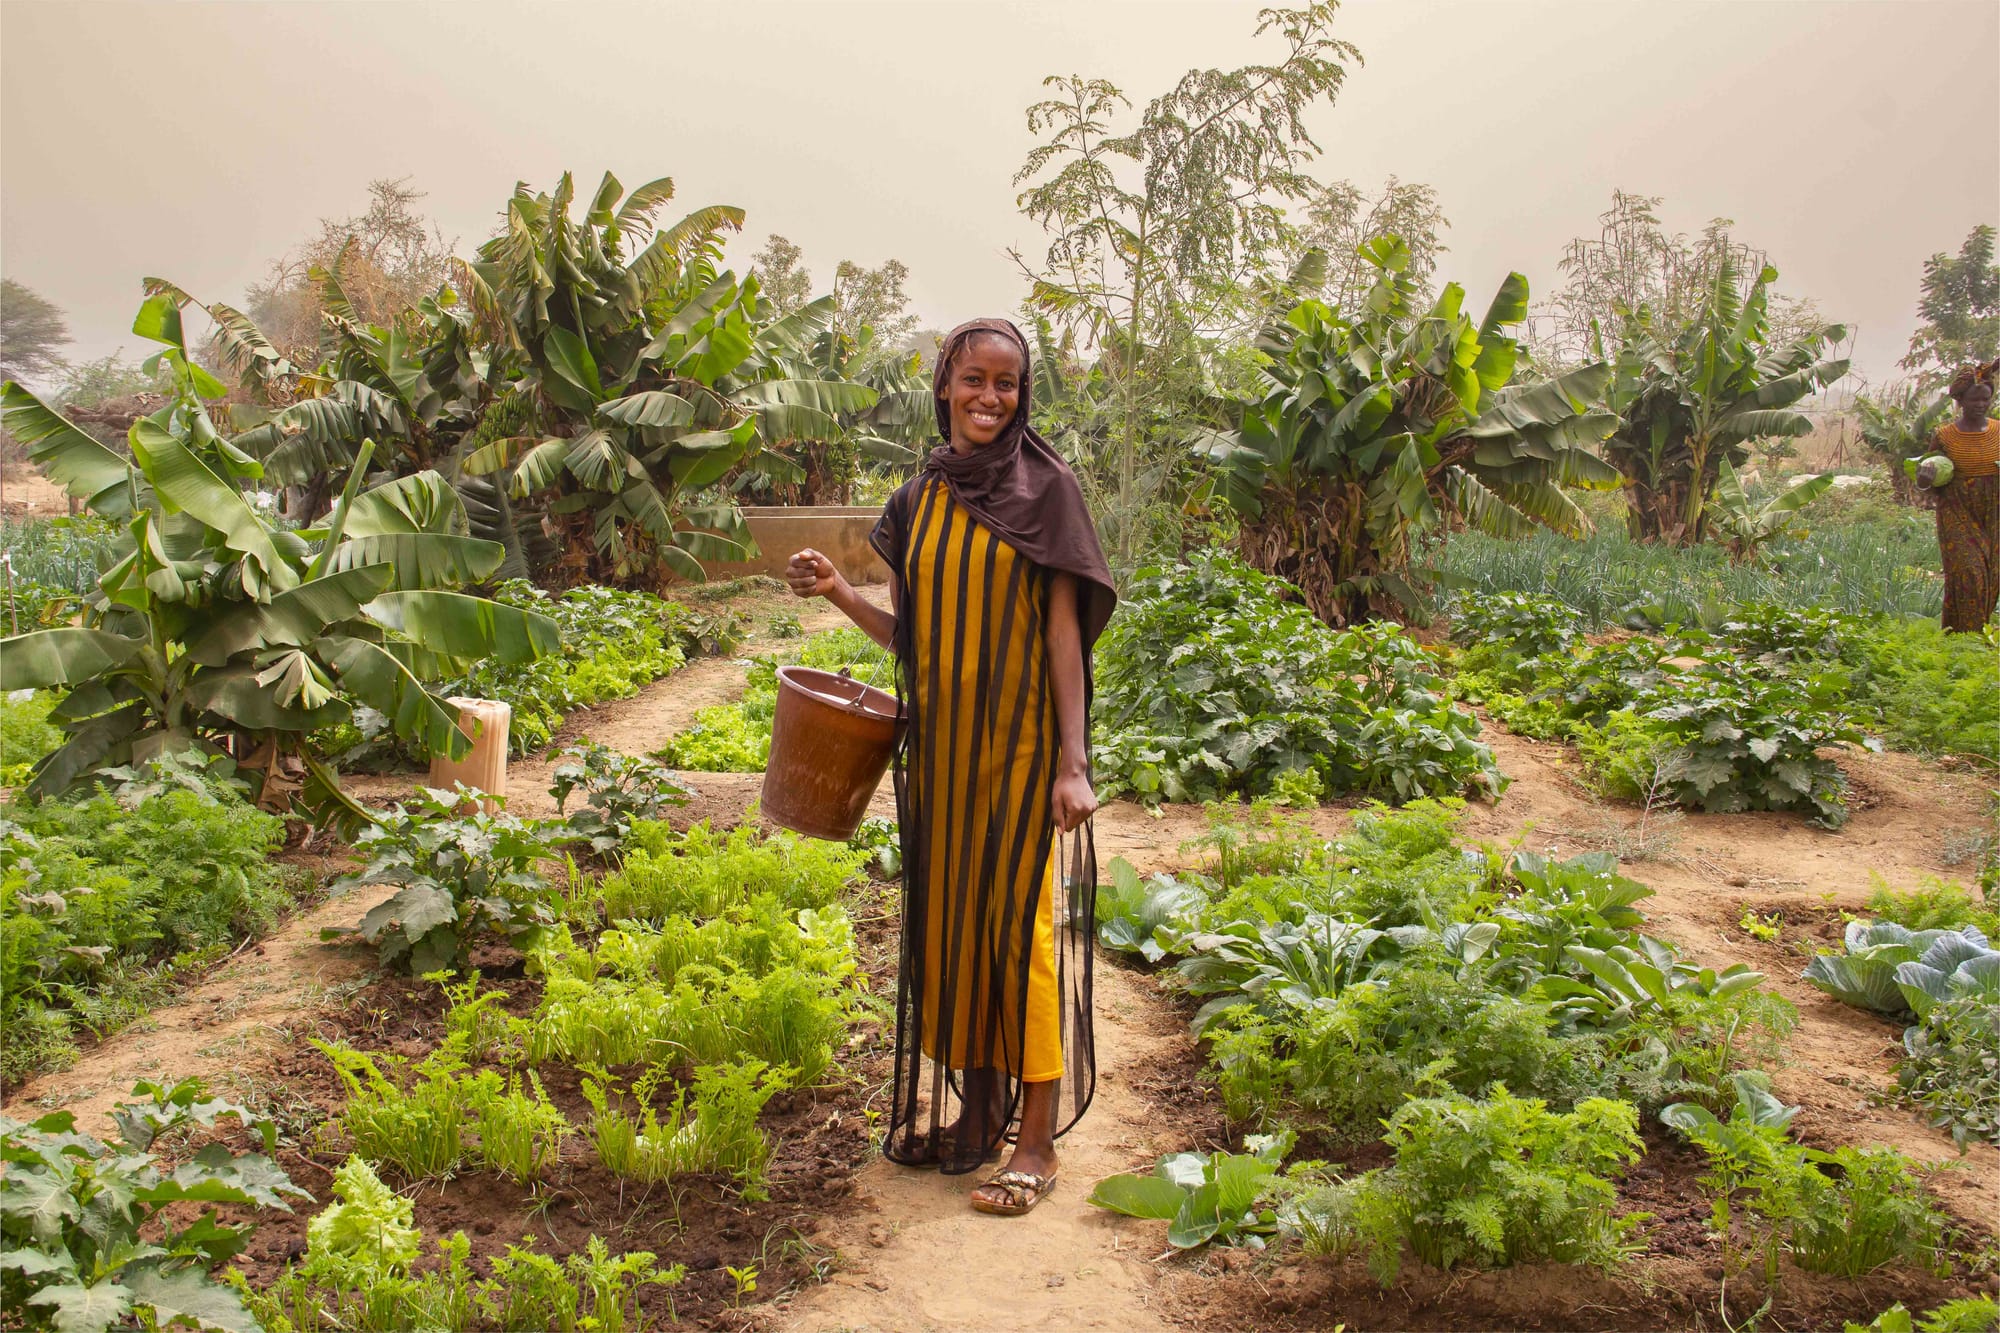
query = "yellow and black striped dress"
(873, 474, 1096, 1173)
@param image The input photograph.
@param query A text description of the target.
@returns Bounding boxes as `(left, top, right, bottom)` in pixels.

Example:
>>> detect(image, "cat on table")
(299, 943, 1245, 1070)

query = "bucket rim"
(775, 663, 901, 722)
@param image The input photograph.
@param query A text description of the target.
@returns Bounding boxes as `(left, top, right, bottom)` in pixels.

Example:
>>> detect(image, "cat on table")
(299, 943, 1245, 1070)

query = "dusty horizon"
(3, 0, 1996, 388)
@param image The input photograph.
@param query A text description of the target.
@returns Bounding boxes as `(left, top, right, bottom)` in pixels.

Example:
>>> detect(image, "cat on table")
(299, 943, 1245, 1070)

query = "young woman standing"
(785, 318, 1115, 1216)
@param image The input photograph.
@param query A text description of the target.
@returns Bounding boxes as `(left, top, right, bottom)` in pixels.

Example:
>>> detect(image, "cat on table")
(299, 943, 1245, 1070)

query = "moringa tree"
(1901, 223, 1999, 383)
(1011, 2, 1359, 565)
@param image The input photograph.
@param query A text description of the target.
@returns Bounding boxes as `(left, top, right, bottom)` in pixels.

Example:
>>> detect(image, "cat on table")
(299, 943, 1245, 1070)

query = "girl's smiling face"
(941, 333, 1024, 451)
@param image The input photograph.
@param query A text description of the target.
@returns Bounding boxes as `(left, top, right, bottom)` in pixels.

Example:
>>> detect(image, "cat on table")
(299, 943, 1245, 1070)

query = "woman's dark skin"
(785, 332, 1091, 1205)
(1956, 378, 1993, 431)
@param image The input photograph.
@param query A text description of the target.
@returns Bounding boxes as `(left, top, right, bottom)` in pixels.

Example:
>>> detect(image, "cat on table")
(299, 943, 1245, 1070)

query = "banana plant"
(1708, 460, 1834, 563)
(0, 295, 558, 816)
(1602, 256, 1849, 546)
(1201, 237, 1621, 625)
(731, 301, 926, 503)
(1854, 382, 1949, 504)
(456, 171, 900, 581)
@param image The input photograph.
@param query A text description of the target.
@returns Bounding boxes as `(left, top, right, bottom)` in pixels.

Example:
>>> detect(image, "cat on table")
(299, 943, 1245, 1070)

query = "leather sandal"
(970, 1169, 1057, 1217)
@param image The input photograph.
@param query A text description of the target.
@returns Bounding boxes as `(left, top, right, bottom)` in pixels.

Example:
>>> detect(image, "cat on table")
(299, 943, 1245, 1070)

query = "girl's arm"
(785, 548, 898, 651)
(1045, 572, 1097, 833)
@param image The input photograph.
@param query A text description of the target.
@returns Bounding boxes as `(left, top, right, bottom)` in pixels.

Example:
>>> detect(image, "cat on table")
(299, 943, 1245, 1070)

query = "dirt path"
(0, 885, 392, 1127)
(773, 962, 1197, 1333)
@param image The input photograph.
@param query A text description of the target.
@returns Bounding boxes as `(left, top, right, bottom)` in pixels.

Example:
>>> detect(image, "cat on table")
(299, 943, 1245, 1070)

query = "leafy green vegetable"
(1, 770, 294, 1085)
(1089, 1132, 1292, 1249)
(1094, 551, 1502, 805)
(323, 786, 573, 974)
(0, 1078, 309, 1333)
(1292, 1089, 1645, 1283)
(1802, 920, 1968, 1018)
(1898, 996, 2000, 1150)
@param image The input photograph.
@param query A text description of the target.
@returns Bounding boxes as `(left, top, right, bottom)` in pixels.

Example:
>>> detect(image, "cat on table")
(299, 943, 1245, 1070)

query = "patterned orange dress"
(1934, 421, 2000, 632)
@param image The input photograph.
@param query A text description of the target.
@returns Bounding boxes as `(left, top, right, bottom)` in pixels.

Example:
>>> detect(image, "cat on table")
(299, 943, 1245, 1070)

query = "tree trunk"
(1236, 479, 1379, 627)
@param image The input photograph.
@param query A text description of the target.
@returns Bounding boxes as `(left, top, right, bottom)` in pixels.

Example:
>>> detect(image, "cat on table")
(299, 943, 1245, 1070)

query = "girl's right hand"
(786, 548, 839, 599)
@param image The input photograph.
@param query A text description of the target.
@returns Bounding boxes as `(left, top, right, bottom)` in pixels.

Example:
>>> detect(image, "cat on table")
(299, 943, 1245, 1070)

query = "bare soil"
(10, 583, 1997, 1331)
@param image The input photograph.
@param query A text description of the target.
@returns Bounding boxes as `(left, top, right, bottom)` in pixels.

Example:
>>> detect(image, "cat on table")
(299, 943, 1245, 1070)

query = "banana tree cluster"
(0, 294, 558, 814)
(1201, 237, 1620, 626)
(168, 170, 915, 587)
(1601, 257, 1849, 545)
(454, 172, 909, 582)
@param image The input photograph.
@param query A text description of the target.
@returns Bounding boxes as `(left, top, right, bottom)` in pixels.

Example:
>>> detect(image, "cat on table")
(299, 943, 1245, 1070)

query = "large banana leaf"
(30, 699, 151, 796)
(0, 382, 139, 518)
(315, 634, 471, 760)
(129, 419, 296, 598)
(323, 533, 503, 590)
(598, 390, 697, 429)
(0, 628, 144, 690)
(340, 471, 469, 537)
(182, 564, 397, 666)
(183, 664, 350, 730)
(359, 590, 559, 664)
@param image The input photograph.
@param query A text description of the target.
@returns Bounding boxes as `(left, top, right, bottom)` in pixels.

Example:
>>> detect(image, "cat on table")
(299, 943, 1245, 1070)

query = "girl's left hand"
(1051, 771, 1097, 833)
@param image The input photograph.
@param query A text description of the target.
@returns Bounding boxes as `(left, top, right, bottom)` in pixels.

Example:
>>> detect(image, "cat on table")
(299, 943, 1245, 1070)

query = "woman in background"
(1934, 359, 1999, 632)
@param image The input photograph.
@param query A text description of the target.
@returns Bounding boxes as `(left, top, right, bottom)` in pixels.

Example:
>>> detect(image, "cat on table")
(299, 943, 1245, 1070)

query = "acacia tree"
(1901, 223, 1999, 382)
(1011, 2, 1358, 565)
(244, 179, 456, 364)
(0, 279, 70, 384)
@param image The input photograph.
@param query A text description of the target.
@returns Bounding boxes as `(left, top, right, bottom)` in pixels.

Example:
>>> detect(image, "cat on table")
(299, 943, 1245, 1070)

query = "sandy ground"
(0, 471, 73, 517)
(7, 580, 1996, 1327)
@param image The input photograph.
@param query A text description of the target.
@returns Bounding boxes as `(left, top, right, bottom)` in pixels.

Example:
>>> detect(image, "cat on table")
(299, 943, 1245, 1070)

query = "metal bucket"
(761, 665, 901, 841)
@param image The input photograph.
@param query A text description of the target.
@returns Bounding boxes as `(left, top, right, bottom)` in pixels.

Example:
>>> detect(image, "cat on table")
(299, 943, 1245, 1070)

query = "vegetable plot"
(1094, 553, 1501, 805)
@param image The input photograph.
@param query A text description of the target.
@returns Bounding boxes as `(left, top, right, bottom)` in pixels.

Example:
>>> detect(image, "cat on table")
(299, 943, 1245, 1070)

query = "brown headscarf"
(1949, 358, 2000, 401)
(872, 318, 1117, 652)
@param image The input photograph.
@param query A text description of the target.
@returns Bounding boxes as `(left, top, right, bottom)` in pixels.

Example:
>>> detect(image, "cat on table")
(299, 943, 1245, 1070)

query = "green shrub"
(1866, 875, 2000, 939)
(1897, 996, 2000, 1150)
(324, 786, 570, 975)
(1095, 552, 1502, 805)
(1286, 967, 1596, 1127)
(0, 513, 125, 593)
(1662, 1076, 1947, 1283)
(1448, 591, 1586, 671)
(1294, 1089, 1645, 1283)
(550, 740, 689, 855)
(1, 773, 293, 1084)
(1850, 619, 2000, 762)
(0, 1078, 309, 1333)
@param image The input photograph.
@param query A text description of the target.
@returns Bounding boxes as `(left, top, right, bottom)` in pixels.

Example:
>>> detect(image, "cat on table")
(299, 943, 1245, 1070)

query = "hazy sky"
(4, 0, 1996, 385)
